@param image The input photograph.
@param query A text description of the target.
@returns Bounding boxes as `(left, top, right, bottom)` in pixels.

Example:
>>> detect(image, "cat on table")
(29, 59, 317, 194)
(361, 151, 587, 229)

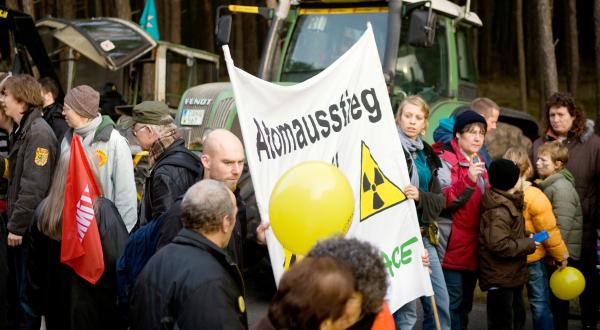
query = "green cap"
(132, 101, 174, 125)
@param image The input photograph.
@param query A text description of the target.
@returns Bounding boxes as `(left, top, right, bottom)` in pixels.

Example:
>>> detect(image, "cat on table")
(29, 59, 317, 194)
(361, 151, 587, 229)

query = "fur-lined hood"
(581, 119, 596, 143)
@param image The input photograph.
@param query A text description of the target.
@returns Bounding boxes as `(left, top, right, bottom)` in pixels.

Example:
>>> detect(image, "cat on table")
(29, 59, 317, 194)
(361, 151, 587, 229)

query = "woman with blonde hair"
(504, 147, 568, 330)
(25, 148, 128, 330)
(393, 95, 449, 330)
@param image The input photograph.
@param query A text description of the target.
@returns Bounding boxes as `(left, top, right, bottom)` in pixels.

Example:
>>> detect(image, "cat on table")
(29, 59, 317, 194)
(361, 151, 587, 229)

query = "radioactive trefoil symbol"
(360, 141, 407, 222)
(363, 168, 386, 209)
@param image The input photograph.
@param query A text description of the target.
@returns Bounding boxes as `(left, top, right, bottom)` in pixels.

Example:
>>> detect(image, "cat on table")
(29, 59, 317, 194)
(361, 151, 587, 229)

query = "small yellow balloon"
(549, 266, 585, 300)
(269, 161, 354, 255)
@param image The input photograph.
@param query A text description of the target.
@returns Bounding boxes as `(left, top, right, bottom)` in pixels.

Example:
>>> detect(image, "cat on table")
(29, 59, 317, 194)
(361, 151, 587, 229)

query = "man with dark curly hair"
(531, 92, 600, 330)
(307, 237, 391, 330)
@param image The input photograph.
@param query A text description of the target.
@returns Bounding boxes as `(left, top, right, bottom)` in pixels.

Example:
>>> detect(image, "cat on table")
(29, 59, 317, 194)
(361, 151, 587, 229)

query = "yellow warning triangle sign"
(360, 141, 407, 222)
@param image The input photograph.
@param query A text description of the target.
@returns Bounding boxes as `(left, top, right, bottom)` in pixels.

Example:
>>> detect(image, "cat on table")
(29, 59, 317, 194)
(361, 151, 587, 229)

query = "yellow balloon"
(549, 266, 586, 300)
(269, 161, 354, 255)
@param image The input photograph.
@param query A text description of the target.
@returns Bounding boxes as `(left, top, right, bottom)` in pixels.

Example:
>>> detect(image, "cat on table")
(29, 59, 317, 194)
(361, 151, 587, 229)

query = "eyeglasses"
(132, 125, 149, 137)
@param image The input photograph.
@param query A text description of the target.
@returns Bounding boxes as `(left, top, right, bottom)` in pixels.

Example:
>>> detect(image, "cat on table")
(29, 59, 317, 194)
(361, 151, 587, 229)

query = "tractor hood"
(36, 17, 157, 71)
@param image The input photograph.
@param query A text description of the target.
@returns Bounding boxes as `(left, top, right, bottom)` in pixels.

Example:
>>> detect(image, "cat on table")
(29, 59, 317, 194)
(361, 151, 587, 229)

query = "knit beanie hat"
(489, 159, 520, 191)
(453, 110, 487, 135)
(64, 85, 100, 119)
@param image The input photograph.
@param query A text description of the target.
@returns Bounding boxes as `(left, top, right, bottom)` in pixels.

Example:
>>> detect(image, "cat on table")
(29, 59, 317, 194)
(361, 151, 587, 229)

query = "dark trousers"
(7, 242, 40, 330)
(547, 259, 583, 330)
(0, 216, 8, 330)
(579, 240, 599, 329)
(486, 285, 526, 330)
(443, 269, 477, 330)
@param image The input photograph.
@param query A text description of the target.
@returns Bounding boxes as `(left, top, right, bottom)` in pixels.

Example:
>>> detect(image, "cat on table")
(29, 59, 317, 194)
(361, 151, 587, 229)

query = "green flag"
(139, 0, 159, 41)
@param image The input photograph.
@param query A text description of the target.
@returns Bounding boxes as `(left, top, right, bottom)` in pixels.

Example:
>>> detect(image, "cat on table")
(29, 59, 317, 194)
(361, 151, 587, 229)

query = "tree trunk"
(168, 0, 182, 106)
(21, 0, 35, 19)
(141, 62, 155, 102)
(114, 0, 132, 20)
(169, 0, 182, 44)
(233, 12, 245, 69)
(155, 0, 166, 40)
(526, 0, 535, 99)
(242, 0, 259, 75)
(41, 0, 58, 18)
(499, 2, 516, 76)
(516, 0, 527, 112)
(594, 0, 600, 125)
(535, 0, 558, 111)
(198, 1, 215, 53)
(566, 0, 579, 97)
(480, 0, 494, 77)
(472, 0, 479, 77)
(58, 0, 76, 19)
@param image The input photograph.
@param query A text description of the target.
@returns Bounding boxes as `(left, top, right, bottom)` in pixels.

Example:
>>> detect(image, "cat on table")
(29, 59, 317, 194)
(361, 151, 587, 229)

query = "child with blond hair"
(504, 147, 568, 330)
(535, 141, 583, 330)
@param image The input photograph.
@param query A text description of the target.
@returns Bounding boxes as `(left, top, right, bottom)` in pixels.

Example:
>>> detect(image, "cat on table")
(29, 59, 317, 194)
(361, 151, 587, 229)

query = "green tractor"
(175, 0, 538, 227)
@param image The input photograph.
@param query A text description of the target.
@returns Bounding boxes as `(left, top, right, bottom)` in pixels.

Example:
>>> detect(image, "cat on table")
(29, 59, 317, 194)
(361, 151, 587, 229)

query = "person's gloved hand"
(532, 230, 549, 244)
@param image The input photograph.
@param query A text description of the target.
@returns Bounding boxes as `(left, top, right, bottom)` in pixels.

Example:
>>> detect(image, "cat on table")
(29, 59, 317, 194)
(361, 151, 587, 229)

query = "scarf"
(74, 115, 102, 142)
(148, 129, 181, 167)
(398, 128, 424, 188)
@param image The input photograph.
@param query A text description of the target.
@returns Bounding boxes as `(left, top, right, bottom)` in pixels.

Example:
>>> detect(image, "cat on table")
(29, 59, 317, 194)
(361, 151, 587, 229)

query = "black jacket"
(42, 102, 68, 143)
(2, 109, 57, 236)
(138, 139, 201, 226)
(156, 187, 247, 269)
(26, 197, 129, 330)
(130, 228, 248, 330)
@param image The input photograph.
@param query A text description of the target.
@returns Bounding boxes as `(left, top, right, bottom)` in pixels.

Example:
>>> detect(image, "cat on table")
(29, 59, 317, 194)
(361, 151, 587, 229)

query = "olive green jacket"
(537, 169, 583, 260)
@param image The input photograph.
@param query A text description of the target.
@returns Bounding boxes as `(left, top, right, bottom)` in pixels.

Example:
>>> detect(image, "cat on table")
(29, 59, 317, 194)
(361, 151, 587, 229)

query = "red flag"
(61, 134, 104, 284)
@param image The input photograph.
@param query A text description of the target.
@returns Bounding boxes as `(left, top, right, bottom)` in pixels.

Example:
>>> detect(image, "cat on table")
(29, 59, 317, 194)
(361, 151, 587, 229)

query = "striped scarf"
(148, 129, 180, 167)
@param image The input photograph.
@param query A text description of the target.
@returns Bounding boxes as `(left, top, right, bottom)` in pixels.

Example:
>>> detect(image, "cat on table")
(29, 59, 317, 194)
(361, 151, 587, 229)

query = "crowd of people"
(391, 94, 599, 330)
(0, 71, 598, 330)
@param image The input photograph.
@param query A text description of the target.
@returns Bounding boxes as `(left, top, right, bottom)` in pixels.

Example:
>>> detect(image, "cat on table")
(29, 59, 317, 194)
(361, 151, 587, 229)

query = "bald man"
(201, 129, 245, 191)
(157, 129, 248, 267)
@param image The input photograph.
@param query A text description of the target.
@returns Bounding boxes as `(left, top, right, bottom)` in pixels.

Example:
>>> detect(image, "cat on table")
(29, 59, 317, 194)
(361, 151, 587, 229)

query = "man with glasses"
(132, 101, 201, 227)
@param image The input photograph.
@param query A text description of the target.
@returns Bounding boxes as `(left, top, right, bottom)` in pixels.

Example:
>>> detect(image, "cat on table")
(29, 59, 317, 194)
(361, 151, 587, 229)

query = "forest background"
(2, 0, 600, 128)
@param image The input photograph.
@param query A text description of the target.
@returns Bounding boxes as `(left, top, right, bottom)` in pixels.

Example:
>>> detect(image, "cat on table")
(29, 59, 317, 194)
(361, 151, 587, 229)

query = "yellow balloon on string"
(549, 266, 585, 300)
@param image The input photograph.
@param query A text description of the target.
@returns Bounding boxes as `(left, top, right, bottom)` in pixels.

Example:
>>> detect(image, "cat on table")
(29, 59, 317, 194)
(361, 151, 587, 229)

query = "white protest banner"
(224, 25, 432, 311)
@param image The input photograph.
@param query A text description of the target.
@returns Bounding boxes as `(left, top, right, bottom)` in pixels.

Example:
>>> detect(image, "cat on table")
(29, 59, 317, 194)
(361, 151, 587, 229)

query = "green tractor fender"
(424, 99, 470, 144)
(176, 82, 241, 150)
